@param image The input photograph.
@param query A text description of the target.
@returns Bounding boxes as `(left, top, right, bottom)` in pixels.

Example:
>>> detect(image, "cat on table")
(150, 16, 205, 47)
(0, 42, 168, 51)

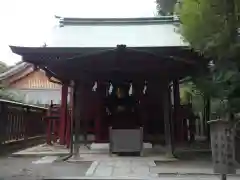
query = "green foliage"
(0, 62, 8, 73)
(0, 87, 26, 102)
(176, 0, 239, 59)
(180, 84, 192, 104)
(180, 81, 205, 114)
(0, 61, 26, 103)
(176, 0, 240, 118)
(191, 62, 240, 115)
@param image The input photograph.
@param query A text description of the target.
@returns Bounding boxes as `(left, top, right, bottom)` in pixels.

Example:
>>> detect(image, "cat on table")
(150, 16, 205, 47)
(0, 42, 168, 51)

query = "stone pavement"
(156, 175, 240, 180)
(10, 142, 240, 179)
(84, 159, 158, 178)
(0, 156, 91, 180)
(152, 161, 240, 175)
(12, 143, 69, 157)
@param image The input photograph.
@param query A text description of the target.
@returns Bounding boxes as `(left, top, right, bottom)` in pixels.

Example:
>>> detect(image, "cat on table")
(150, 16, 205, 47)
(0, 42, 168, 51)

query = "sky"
(0, 0, 157, 66)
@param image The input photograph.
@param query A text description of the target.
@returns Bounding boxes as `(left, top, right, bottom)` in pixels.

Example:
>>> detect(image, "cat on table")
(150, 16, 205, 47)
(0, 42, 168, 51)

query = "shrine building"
(10, 16, 207, 156)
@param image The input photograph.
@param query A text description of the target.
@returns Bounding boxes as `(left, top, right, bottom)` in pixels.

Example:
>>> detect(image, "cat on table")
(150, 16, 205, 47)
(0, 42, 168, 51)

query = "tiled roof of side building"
(0, 62, 32, 81)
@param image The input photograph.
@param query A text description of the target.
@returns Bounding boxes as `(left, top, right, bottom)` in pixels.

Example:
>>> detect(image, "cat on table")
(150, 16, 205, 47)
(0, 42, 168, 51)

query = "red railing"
(0, 99, 47, 144)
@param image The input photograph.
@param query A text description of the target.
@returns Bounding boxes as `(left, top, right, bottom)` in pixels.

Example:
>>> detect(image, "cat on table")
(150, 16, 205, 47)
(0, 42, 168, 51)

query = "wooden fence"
(0, 99, 47, 144)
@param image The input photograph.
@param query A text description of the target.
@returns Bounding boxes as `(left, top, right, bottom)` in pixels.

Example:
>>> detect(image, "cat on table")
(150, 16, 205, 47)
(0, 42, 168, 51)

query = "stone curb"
(44, 177, 150, 180)
(158, 173, 240, 177)
(11, 152, 69, 158)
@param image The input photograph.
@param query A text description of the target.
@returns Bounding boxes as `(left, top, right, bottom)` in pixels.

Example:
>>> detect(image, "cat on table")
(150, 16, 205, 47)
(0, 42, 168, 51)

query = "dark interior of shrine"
(10, 45, 208, 144)
(73, 79, 167, 143)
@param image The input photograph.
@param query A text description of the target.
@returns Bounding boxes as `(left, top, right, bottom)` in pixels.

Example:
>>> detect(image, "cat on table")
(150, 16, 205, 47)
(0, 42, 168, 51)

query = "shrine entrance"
(74, 79, 168, 145)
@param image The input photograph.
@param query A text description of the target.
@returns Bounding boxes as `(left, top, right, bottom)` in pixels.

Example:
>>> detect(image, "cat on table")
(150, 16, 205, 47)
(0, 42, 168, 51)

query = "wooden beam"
(168, 56, 196, 64)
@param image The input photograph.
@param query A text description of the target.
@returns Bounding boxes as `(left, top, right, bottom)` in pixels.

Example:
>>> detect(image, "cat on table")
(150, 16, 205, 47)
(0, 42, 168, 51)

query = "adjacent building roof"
(46, 16, 186, 47)
(0, 62, 33, 83)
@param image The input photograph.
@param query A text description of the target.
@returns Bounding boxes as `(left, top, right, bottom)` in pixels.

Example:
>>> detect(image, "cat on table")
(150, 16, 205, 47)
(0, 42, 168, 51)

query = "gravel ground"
(0, 156, 91, 180)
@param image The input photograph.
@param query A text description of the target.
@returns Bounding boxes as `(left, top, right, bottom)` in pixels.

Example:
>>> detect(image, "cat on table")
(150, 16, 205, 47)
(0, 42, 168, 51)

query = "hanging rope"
(108, 83, 113, 95)
(92, 81, 98, 91)
(143, 81, 148, 94)
(129, 83, 133, 96)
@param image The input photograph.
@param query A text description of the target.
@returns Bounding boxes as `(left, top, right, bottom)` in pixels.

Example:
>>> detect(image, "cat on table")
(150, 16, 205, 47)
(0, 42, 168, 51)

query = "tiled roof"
(46, 16, 186, 47)
(0, 62, 32, 81)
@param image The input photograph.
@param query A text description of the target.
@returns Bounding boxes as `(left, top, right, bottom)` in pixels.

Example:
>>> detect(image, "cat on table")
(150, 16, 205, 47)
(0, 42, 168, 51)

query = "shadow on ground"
(174, 151, 212, 161)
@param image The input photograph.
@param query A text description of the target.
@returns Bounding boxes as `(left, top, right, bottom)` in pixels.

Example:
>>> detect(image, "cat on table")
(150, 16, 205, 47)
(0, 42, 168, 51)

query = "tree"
(176, 0, 239, 59)
(176, 0, 240, 119)
(0, 61, 26, 103)
(0, 61, 8, 73)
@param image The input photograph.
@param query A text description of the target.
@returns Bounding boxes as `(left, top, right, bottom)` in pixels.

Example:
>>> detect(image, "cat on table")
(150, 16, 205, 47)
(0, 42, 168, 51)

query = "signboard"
(209, 120, 236, 174)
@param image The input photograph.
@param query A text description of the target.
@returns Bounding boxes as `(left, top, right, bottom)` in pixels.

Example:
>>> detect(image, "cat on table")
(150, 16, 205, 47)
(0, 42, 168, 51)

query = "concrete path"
(85, 159, 158, 178)
(0, 156, 91, 180)
(32, 156, 59, 164)
(81, 159, 240, 180)
(12, 143, 69, 157)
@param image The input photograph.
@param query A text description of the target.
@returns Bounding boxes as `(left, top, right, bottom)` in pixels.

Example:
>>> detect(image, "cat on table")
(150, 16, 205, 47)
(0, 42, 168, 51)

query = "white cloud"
(0, 0, 156, 65)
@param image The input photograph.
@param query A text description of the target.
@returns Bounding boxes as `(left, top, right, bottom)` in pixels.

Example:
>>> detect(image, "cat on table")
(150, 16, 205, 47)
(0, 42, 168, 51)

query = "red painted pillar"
(69, 87, 73, 110)
(46, 117, 52, 145)
(65, 110, 70, 148)
(95, 83, 105, 142)
(59, 83, 68, 145)
(94, 89, 101, 142)
(66, 86, 73, 147)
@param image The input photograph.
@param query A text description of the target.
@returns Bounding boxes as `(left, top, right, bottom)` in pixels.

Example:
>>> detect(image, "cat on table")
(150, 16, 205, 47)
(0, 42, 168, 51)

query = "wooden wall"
(6, 69, 62, 105)
(9, 70, 61, 89)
